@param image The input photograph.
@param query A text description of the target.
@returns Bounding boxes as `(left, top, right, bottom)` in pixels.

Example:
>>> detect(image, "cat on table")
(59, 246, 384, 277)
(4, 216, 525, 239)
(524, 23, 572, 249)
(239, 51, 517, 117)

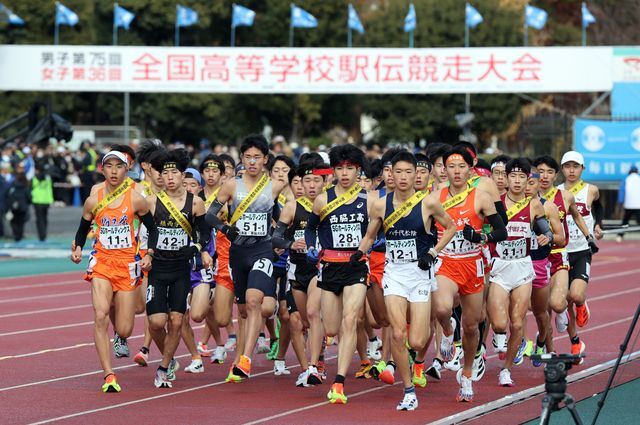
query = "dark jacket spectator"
(7, 172, 31, 242)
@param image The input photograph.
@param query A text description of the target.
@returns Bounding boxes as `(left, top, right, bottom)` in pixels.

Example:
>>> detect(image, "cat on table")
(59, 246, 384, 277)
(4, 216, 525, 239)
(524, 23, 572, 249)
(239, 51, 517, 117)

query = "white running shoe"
(425, 359, 443, 380)
(444, 342, 463, 371)
(367, 336, 382, 361)
(396, 392, 418, 411)
(555, 309, 569, 333)
(167, 358, 179, 381)
(154, 369, 172, 388)
(456, 374, 474, 402)
(273, 360, 291, 375)
(197, 342, 212, 357)
(499, 368, 514, 387)
(306, 365, 322, 386)
(113, 334, 130, 358)
(296, 370, 311, 387)
(224, 337, 237, 351)
(211, 346, 227, 364)
(472, 345, 486, 382)
(440, 318, 456, 362)
(256, 336, 270, 354)
(184, 359, 204, 373)
(492, 332, 508, 360)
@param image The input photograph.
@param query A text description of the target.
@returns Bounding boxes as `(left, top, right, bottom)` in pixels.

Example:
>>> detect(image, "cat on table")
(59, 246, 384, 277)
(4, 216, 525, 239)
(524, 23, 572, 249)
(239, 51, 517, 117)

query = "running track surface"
(1, 241, 639, 425)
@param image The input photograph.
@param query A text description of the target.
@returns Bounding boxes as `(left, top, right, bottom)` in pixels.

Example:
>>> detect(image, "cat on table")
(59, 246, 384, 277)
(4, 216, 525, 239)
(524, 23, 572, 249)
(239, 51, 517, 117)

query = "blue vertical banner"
(574, 118, 640, 181)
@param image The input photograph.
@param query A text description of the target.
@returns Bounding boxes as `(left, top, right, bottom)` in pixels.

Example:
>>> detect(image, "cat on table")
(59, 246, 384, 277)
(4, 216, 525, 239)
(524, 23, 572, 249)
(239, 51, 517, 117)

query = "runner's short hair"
(218, 153, 235, 169)
(491, 155, 511, 169)
(532, 155, 560, 173)
(426, 143, 451, 165)
(329, 144, 365, 168)
(151, 148, 190, 172)
(381, 147, 404, 168)
(506, 158, 532, 176)
(443, 145, 474, 167)
(268, 155, 296, 183)
(109, 144, 136, 163)
(391, 150, 417, 168)
(365, 158, 383, 179)
(240, 134, 269, 156)
(199, 154, 225, 175)
(297, 157, 328, 178)
(137, 139, 165, 164)
(415, 153, 432, 171)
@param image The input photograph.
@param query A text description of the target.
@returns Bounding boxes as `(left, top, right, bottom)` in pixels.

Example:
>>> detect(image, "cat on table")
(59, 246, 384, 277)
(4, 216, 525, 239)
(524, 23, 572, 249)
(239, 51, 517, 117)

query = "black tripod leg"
(540, 395, 553, 425)
(563, 394, 584, 425)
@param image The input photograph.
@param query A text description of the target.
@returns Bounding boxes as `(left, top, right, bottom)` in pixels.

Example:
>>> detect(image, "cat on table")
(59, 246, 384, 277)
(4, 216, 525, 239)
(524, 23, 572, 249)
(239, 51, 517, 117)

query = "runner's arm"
(72, 197, 96, 250)
(140, 212, 158, 252)
(567, 193, 591, 239)
(544, 202, 565, 246)
(480, 177, 508, 224)
(357, 197, 384, 254)
(272, 201, 296, 249)
(591, 185, 604, 239)
(476, 191, 507, 243)
(305, 193, 327, 250)
(532, 199, 554, 242)
(427, 196, 455, 253)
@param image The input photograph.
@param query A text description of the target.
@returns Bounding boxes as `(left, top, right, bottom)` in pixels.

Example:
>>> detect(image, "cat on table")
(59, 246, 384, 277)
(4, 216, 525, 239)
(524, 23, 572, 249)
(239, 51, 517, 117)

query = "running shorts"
(318, 260, 368, 295)
(229, 241, 276, 304)
(274, 266, 287, 302)
(84, 253, 141, 293)
(549, 249, 569, 276)
(368, 250, 385, 289)
(146, 262, 191, 315)
(489, 257, 535, 292)
(382, 261, 435, 303)
(568, 249, 592, 284)
(287, 260, 318, 294)
(436, 256, 484, 296)
(532, 258, 550, 289)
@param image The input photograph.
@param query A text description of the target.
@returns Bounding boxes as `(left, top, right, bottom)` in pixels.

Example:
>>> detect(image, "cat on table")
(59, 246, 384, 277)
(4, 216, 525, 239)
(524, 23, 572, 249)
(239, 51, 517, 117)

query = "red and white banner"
(0, 45, 613, 94)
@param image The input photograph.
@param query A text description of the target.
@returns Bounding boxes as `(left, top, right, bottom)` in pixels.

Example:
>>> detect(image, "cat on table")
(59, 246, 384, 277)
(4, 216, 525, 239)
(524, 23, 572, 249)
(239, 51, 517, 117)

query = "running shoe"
(327, 383, 347, 404)
(266, 339, 279, 360)
(532, 345, 546, 368)
(523, 340, 534, 357)
(575, 302, 590, 328)
(555, 308, 569, 333)
(102, 373, 121, 393)
(167, 358, 180, 381)
(317, 360, 327, 380)
(440, 318, 457, 362)
(471, 346, 486, 382)
(225, 367, 243, 383)
(224, 336, 237, 351)
(256, 336, 270, 354)
(379, 364, 396, 385)
(370, 360, 386, 380)
(133, 349, 148, 367)
(367, 336, 382, 361)
(396, 392, 418, 411)
(571, 340, 586, 365)
(444, 342, 463, 372)
(306, 365, 322, 386)
(355, 361, 373, 379)
(456, 374, 474, 402)
(296, 370, 311, 387)
(197, 342, 212, 357)
(184, 359, 204, 373)
(154, 368, 172, 388)
(498, 368, 514, 387)
(326, 336, 337, 346)
(211, 346, 227, 364)
(492, 332, 507, 360)
(113, 334, 130, 358)
(273, 359, 291, 376)
(426, 358, 443, 380)
(514, 339, 527, 366)
(412, 363, 427, 388)
(233, 354, 252, 378)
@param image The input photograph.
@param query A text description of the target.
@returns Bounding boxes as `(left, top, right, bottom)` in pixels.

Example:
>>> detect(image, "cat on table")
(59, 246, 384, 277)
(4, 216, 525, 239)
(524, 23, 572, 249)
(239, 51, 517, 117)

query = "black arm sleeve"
(195, 214, 212, 248)
(140, 212, 158, 251)
(592, 198, 604, 227)
(205, 199, 225, 230)
(272, 203, 282, 223)
(533, 216, 554, 241)
(305, 213, 320, 249)
(494, 201, 508, 225)
(73, 217, 92, 249)
(272, 221, 292, 249)
(485, 213, 508, 243)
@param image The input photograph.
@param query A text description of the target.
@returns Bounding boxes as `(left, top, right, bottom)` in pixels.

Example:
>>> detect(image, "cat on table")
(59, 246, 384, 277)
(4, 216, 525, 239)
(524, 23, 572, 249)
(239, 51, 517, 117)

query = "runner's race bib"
(294, 229, 307, 253)
(157, 227, 189, 251)
(331, 223, 361, 248)
(386, 239, 417, 263)
(444, 231, 476, 256)
(200, 267, 214, 283)
(128, 260, 141, 280)
(530, 234, 539, 250)
(99, 225, 132, 250)
(496, 238, 528, 260)
(237, 212, 268, 237)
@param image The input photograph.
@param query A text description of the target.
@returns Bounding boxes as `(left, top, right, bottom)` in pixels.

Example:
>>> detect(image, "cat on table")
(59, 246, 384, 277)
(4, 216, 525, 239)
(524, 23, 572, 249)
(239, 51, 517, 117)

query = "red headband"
(313, 168, 334, 176)
(465, 147, 477, 159)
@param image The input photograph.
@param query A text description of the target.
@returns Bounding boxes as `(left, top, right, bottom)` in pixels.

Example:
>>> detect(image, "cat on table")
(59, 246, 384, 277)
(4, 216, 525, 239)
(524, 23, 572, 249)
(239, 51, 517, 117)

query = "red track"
(1, 241, 639, 425)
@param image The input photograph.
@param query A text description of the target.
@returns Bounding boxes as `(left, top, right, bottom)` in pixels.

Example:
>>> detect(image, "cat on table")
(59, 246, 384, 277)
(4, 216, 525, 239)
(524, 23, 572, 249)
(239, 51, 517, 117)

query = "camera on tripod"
(531, 353, 585, 425)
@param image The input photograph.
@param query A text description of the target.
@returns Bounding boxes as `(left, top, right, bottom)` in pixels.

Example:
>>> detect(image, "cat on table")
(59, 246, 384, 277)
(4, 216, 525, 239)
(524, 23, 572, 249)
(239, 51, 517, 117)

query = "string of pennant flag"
(0, 2, 599, 47)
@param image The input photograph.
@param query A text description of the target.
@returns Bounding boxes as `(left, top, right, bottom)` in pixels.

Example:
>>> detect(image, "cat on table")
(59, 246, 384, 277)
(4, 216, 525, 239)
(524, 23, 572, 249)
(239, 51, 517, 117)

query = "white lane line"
(0, 271, 77, 282)
(0, 290, 86, 304)
(429, 350, 640, 425)
(0, 313, 143, 338)
(0, 280, 80, 292)
(0, 304, 91, 319)
(15, 314, 636, 423)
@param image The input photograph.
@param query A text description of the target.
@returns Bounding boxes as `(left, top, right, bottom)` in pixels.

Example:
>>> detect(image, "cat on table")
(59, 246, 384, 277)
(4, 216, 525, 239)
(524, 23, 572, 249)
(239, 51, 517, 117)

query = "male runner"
(486, 159, 551, 387)
(272, 157, 330, 387)
(490, 155, 511, 195)
(558, 151, 601, 362)
(205, 135, 289, 381)
(71, 150, 157, 392)
(146, 149, 212, 388)
(533, 155, 595, 340)
(432, 146, 507, 402)
(304, 144, 369, 404)
(358, 150, 456, 410)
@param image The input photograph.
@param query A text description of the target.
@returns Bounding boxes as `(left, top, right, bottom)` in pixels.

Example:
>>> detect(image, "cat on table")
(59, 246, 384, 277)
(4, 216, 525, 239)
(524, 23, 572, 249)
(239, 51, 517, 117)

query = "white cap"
(318, 151, 330, 165)
(561, 151, 584, 166)
(22, 146, 31, 154)
(102, 151, 129, 166)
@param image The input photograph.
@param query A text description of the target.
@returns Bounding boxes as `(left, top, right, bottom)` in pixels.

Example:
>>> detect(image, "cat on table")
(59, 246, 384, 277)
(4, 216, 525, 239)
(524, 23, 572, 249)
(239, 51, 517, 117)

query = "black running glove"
(418, 248, 438, 271)
(587, 234, 599, 254)
(349, 250, 364, 267)
(462, 224, 483, 244)
(221, 225, 239, 242)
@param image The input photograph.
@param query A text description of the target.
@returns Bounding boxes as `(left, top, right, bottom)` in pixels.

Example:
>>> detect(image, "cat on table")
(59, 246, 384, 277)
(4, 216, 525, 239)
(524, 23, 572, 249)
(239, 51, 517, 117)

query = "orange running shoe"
(233, 355, 252, 378)
(327, 383, 347, 404)
(355, 360, 372, 379)
(575, 303, 590, 328)
(571, 340, 586, 365)
(379, 365, 395, 385)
